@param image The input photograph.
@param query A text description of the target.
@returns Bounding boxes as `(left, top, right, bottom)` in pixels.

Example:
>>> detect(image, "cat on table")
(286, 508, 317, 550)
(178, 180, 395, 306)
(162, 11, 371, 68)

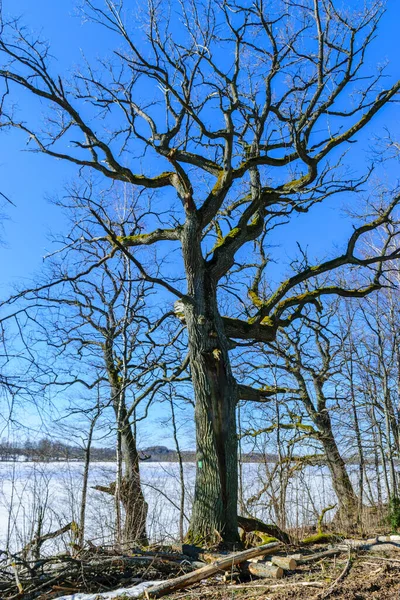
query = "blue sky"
(0, 0, 400, 446)
(0, 0, 399, 293)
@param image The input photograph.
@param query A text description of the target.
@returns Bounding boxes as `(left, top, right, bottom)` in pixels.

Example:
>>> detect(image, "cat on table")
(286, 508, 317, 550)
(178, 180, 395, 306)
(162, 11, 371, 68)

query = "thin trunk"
(104, 338, 148, 547)
(169, 392, 186, 542)
(372, 419, 382, 506)
(79, 409, 99, 548)
(318, 422, 358, 523)
(119, 410, 148, 547)
(383, 376, 398, 498)
(350, 388, 364, 515)
(376, 409, 391, 501)
(115, 377, 124, 548)
(345, 346, 364, 518)
(396, 337, 400, 452)
(300, 375, 358, 524)
(275, 398, 286, 530)
(115, 420, 123, 548)
(118, 254, 148, 547)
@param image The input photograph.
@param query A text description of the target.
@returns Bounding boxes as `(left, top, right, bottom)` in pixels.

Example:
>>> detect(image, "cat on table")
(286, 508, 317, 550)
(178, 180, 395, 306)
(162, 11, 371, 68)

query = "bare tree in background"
(1, 0, 400, 542)
(13, 199, 188, 547)
(270, 305, 358, 525)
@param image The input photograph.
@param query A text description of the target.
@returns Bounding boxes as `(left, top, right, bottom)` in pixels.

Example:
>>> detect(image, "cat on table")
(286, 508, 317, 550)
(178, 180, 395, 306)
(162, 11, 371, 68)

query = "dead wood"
(143, 541, 280, 598)
(295, 548, 343, 564)
(316, 548, 352, 599)
(339, 537, 400, 550)
(271, 555, 297, 570)
(246, 562, 284, 578)
(0, 549, 205, 600)
(238, 516, 291, 544)
(22, 522, 74, 557)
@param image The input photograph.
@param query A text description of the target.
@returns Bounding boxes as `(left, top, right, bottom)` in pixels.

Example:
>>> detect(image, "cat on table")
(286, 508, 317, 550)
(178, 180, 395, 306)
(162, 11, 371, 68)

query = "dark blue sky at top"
(0, 0, 400, 446)
(0, 0, 399, 292)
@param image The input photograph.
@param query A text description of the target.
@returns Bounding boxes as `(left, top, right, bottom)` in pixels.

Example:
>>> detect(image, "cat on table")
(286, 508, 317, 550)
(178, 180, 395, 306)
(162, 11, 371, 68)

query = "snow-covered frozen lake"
(0, 460, 367, 552)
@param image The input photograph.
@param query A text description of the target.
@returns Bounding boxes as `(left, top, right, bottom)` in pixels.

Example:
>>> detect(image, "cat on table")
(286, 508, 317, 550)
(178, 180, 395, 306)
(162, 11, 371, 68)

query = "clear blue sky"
(0, 0, 399, 446)
(0, 0, 399, 292)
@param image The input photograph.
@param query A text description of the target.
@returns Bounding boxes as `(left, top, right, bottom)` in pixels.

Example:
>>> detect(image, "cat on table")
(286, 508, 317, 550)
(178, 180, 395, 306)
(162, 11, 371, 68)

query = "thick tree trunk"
(185, 301, 239, 544)
(181, 226, 239, 544)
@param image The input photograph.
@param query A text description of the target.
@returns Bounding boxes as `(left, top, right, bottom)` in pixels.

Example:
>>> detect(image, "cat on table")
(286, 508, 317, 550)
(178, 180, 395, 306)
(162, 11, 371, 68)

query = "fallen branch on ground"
(295, 548, 343, 564)
(339, 537, 400, 551)
(143, 541, 280, 599)
(238, 516, 291, 544)
(317, 548, 352, 599)
(22, 522, 74, 557)
(230, 581, 325, 590)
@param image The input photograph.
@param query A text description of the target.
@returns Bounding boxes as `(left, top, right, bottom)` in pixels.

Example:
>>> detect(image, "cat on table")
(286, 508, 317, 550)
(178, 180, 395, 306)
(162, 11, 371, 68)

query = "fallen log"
(365, 543, 400, 552)
(247, 562, 283, 579)
(143, 541, 280, 599)
(339, 537, 400, 551)
(271, 556, 297, 570)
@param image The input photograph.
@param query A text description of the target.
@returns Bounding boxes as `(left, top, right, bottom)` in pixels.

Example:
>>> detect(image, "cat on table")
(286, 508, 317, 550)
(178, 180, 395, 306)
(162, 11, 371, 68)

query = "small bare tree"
(14, 200, 188, 547)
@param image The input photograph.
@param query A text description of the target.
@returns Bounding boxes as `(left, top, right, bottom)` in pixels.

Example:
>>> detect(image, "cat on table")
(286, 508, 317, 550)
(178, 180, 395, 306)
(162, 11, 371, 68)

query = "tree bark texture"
(182, 220, 239, 544)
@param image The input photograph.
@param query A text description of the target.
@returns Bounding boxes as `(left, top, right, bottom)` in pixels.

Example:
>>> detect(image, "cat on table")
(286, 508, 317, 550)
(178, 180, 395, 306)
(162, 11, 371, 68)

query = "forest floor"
(161, 547, 400, 600)
(6, 534, 400, 599)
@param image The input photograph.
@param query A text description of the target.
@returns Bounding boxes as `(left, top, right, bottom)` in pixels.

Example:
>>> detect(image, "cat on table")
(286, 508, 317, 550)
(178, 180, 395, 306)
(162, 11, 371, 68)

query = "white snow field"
(0, 460, 370, 552)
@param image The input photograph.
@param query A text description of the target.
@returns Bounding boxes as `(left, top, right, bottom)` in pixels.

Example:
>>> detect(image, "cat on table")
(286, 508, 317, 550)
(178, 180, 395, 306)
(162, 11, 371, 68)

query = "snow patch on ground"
(54, 581, 162, 600)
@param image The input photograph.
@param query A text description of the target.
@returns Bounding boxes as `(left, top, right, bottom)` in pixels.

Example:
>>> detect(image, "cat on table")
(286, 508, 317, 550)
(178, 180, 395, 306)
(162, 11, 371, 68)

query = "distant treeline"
(0, 439, 270, 463)
(0, 438, 115, 462)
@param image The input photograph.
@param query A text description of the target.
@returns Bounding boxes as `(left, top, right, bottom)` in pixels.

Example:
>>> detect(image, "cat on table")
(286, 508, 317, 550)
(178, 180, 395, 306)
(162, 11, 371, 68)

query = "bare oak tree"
(1, 0, 400, 542)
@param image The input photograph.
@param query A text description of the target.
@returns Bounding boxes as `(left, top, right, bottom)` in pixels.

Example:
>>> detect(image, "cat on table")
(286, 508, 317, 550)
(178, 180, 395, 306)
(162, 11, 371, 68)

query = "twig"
(359, 555, 400, 564)
(316, 547, 352, 599)
(229, 581, 325, 590)
(22, 522, 74, 557)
